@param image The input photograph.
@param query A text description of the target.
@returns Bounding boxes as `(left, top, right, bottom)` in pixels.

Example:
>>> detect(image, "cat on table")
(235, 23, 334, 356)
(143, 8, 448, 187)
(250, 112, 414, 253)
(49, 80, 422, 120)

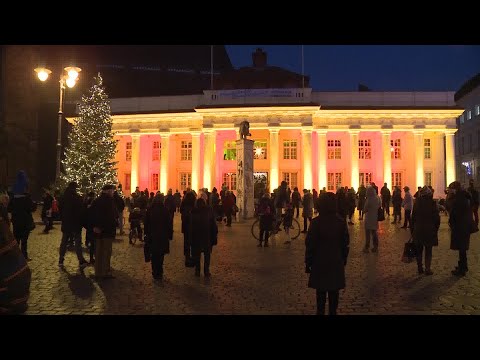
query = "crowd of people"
(0, 169, 478, 315)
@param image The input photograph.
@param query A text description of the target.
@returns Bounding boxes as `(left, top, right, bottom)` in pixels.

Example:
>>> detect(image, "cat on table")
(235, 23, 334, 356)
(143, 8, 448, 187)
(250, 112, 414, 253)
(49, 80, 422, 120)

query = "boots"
(451, 261, 467, 276)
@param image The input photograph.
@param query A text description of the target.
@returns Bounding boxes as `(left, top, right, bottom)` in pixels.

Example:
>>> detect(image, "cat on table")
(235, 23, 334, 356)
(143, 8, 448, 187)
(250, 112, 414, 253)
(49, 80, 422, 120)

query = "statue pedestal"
(236, 139, 254, 220)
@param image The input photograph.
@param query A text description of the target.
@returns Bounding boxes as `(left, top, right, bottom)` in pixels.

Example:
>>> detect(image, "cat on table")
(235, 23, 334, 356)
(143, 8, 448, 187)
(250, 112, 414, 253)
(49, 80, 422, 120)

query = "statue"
(239, 120, 251, 140)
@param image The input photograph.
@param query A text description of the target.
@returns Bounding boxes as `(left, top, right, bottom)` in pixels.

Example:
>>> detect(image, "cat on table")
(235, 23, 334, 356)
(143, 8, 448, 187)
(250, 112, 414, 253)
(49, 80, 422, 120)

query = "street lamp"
(34, 66, 81, 182)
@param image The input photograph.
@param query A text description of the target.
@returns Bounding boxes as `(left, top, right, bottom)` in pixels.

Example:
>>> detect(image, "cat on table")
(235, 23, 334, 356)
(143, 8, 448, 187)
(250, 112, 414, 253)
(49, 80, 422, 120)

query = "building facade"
(103, 89, 461, 198)
(454, 73, 480, 187)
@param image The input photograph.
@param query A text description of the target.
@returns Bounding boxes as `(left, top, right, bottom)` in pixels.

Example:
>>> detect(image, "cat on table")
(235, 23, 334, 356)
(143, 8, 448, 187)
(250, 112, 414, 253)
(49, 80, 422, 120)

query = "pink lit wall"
(115, 135, 131, 196)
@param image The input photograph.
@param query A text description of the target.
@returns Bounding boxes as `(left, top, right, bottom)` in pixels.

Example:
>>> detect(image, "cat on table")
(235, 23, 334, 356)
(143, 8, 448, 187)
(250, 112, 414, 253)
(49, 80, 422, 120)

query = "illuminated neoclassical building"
(105, 49, 463, 197)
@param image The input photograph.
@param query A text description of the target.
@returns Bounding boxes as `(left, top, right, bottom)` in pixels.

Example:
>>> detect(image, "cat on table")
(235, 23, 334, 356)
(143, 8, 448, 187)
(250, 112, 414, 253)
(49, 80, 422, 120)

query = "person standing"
(114, 190, 125, 235)
(380, 183, 391, 216)
(223, 191, 235, 227)
(291, 187, 301, 218)
(144, 194, 172, 280)
(41, 190, 54, 234)
(411, 186, 440, 275)
(467, 179, 479, 231)
(347, 188, 356, 225)
(305, 192, 349, 315)
(90, 184, 118, 279)
(83, 191, 96, 263)
(164, 189, 176, 239)
(7, 171, 36, 261)
(257, 192, 274, 247)
(363, 186, 381, 253)
(190, 198, 218, 277)
(357, 184, 366, 220)
(448, 181, 473, 276)
(174, 189, 182, 213)
(391, 186, 403, 224)
(58, 182, 88, 269)
(301, 189, 313, 233)
(401, 186, 413, 229)
(180, 191, 196, 267)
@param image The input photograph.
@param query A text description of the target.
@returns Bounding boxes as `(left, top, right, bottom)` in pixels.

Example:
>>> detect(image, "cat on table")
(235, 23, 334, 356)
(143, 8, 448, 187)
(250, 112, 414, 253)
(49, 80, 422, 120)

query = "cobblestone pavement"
(24, 210, 480, 315)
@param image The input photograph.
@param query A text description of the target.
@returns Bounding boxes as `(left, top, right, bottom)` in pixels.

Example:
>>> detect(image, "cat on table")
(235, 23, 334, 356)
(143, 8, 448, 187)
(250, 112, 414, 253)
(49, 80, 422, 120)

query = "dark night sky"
(225, 45, 480, 92)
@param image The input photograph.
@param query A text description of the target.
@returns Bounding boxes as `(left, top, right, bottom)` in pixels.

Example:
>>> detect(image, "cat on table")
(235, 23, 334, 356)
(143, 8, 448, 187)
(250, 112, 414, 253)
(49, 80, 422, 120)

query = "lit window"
(181, 141, 192, 161)
(467, 110, 472, 120)
(327, 172, 342, 191)
(359, 172, 373, 187)
(327, 139, 341, 159)
(282, 172, 298, 188)
(392, 172, 402, 190)
(152, 141, 160, 161)
(179, 172, 192, 191)
(475, 105, 480, 116)
(283, 140, 297, 160)
(222, 172, 237, 191)
(424, 172, 432, 187)
(254, 140, 267, 160)
(358, 139, 371, 159)
(424, 139, 431, 159)
(390, 139, 401, 159)
(151, 173, 159, 191)
(126, 142, 132, 162)
(223, 141, 237, 160)
(459, 115, 464, 124)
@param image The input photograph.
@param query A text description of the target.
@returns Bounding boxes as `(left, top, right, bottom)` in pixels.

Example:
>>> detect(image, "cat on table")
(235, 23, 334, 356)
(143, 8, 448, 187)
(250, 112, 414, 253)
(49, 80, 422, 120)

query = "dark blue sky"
(225, 45, 480, 92)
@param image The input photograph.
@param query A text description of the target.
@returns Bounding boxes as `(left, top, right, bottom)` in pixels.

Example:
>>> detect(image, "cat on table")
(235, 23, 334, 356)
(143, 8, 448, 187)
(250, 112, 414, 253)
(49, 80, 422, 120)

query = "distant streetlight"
(34, 66, 82, 182)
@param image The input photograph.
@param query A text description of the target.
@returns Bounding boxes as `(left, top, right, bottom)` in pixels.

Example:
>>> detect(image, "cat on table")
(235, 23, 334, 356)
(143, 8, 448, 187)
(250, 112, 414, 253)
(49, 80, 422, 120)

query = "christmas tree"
(59, 73, 118, 195)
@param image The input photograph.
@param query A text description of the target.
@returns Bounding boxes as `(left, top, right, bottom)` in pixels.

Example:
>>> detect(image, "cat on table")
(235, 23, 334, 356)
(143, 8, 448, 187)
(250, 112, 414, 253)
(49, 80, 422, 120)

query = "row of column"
(128, 129, 457, 194)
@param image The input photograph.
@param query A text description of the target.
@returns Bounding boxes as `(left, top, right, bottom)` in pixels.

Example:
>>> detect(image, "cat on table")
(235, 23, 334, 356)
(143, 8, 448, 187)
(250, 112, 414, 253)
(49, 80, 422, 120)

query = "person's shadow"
(59, 266, 96, 300)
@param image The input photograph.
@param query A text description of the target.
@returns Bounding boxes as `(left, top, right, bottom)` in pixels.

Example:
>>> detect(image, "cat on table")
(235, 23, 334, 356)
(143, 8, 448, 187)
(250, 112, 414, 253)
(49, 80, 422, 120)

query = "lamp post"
(34, 66, 81, 182)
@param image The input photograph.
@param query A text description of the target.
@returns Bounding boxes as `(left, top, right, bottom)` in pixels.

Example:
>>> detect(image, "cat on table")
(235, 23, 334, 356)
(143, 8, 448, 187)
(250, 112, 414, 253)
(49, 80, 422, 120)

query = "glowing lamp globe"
(34, 67, 52, 81)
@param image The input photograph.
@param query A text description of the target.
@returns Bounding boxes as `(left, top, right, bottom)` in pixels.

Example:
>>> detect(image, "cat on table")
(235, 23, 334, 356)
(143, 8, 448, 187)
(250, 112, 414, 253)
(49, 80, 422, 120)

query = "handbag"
(401, 237, 417, 263)
(377, 207, 385, 221)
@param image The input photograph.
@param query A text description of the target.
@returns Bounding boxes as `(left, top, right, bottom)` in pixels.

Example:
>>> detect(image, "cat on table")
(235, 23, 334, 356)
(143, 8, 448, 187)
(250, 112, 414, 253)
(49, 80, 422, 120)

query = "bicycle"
(129, 225, 143, 245)
(251, 213, 301, 241)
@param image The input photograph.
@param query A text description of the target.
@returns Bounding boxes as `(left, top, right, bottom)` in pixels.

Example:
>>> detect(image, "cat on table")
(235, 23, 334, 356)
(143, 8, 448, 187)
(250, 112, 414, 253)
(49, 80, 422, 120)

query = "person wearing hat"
(89, 184, 118, 278)
(448, 181, 473, 276)
(58, 181, 88, 269)
(401, 186, 413, 229)
(411, 186, 440, 275)
(467, 179, 479, 230)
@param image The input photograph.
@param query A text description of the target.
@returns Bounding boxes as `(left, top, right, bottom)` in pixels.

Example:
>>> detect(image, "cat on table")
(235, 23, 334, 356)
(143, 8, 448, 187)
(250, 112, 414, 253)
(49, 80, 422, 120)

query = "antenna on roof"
(301, 45, 305, 89)
(210, 45, 214, 90)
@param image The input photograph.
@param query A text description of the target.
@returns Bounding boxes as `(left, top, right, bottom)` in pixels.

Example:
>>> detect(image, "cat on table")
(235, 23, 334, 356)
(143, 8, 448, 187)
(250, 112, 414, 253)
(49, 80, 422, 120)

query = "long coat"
(144, 202, 172, 255)
(411, 196, 440, 247)
(363, 187, 381, 230)
(305, 215, 349, 291)
(60, 188, 84, 233)
(258, 197, 274, 231)
(190, 206, 218, 253)
(357, 186, 366, 210)
(8, 194, 36, 239)
(89, 193, 118, 238)
(449, 190, 472, 251)
(302, 193, 313, 218)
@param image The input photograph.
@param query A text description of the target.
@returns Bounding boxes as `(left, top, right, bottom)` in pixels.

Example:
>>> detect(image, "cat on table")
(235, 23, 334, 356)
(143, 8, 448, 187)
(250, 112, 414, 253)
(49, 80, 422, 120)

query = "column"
(413, 130, 424, 190)
(269, 128, 280, 191)
(435, 132, 445, 195)
(445, 130, 457, 186)
(350, 130, 360, 190)
(130, 134, 141, 193)
(317, 130, 327, 190)
(381, 130, 392, 188)
(302, 127, 313, 190)
(191, 131, 201, 192)
(203, 130, 216, 191)
(159, 133, 170, 194)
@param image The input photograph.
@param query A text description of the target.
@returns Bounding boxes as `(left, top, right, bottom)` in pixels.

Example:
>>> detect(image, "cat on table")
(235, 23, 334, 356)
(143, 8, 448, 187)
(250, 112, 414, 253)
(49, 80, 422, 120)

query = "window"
(327, 172, 342, 191)
(152, 141, 160, 161)
(390, 139, 401, 159)
(424, 172, 432, 187)
(181, 141, 192, 161)
(179, 172, 192, 191)
(469, 134, 473, 153)
(327, 140, 341, 159)
(424, 139, 431, 159)
(151, 173, 159, 191)
(125, 173, 131, 191)
(358, 139, 371, 159)
(126, 142, 132, 161)
(222, 172, 237, 191)
(254, 140, 267, 160)
(282, 172, 298, 189)
(283, 140, 297, 160)
(223, 141, 236, 160)
(459, 114, 464, 124)
(467, 110, 472, 120)
(359, 172, 373, 187)
(476, 105, 480, 116)
(392, 172, 402, 190)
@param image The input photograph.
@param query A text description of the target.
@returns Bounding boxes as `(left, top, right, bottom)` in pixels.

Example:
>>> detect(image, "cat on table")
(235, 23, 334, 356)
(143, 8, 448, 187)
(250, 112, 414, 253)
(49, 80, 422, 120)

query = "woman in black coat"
(144, 194, 172, 280)
(448, 182, 472, 276)
(257, 192, 274, 247)
(180, 191, 197, 267)
(305, 192, 349, 315)
(190, 198, 218, 277)
(410, 186, 440, 275)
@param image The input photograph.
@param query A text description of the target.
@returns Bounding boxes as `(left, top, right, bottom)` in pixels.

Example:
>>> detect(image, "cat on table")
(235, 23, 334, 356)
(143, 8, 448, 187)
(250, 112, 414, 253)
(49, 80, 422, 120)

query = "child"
(283, 202, 294, 244)
(128, 207, 143, 244)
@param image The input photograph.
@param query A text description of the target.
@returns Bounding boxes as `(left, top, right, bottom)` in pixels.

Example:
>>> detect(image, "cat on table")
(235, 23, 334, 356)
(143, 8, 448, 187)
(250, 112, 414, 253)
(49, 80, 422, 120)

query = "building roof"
(455, 72, 480, 102)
